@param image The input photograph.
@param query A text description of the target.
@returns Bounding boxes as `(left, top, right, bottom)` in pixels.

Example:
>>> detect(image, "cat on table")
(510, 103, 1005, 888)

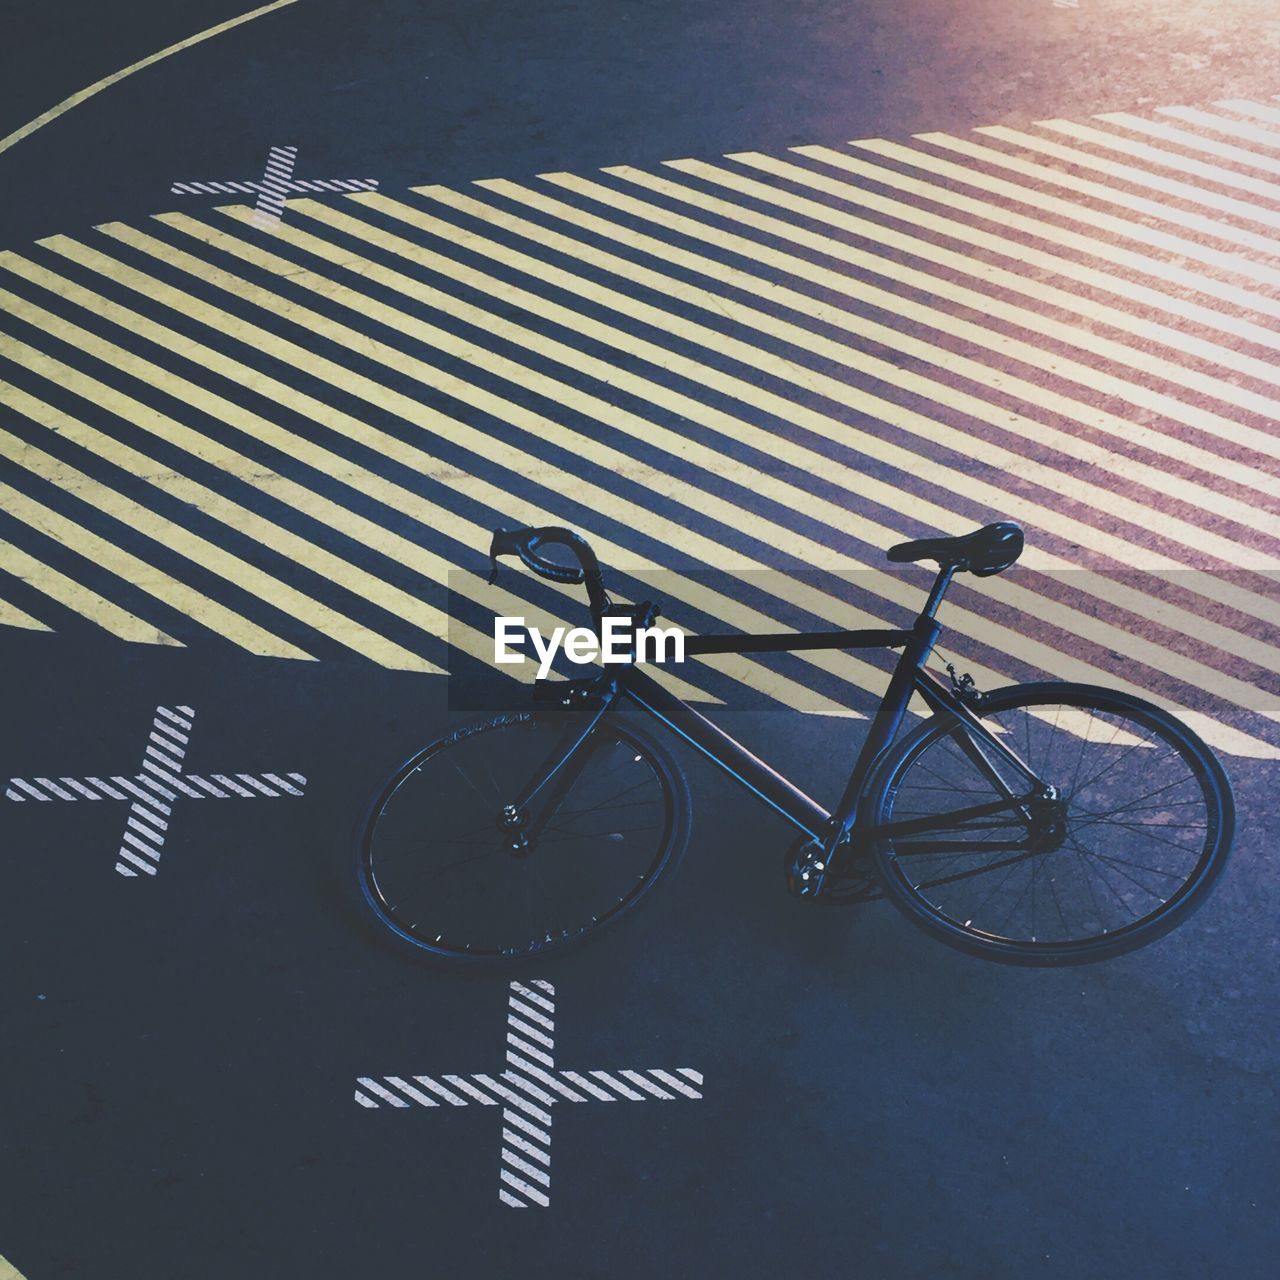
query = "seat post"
(919, 565, 955, 620)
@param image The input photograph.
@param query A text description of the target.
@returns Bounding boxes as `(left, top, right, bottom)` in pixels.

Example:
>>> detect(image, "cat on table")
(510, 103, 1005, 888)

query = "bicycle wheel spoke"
(995, 867, 1036, 937)
(1070, 741, 1180, 799)
(1076, 820, 1204, 856)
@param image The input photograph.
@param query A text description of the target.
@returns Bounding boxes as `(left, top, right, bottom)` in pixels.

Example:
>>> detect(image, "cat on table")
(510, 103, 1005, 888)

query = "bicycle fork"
(503, 679, 623, 851)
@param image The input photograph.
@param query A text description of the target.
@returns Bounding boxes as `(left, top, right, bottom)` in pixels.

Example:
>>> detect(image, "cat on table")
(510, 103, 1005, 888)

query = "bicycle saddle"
(886, 521, 1024, 577)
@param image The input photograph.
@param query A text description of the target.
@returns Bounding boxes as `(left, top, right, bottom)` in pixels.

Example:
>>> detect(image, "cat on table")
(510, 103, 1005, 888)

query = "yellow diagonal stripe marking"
(57, 222, 884, 716)
(554, 166, 1280, 447)
(1156, 104, 1280, 155)
(977, 123, 1280, 239)
(0, 1252, 29, 1280)
(1, 100, 1275, 763)
(0, 538, 177, 643)
(486, 174, 1280, 498)
(0, 364, 445, 674)
(909, 130, 1280, 268)
(1104, 110, 1280, 172)
(1037, 118, 1280, 212)
(631, 156, 1280, 381)
(694, 152, 1280, 352)
(0, 255, 735, 707)
(89, 207, 1280, 753)
(0, 576, 53, 631)
(288, 195, 1280, 688)
(387, 187, 1280, 613)
(0, 476, 310, 660)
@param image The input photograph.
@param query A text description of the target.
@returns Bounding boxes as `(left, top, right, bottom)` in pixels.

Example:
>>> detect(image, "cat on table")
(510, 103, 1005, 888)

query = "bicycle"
(356, 521, 1234, 968)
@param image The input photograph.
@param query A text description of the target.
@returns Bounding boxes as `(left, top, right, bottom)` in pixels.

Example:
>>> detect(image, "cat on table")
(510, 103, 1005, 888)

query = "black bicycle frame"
(512, 566, 1051, 858)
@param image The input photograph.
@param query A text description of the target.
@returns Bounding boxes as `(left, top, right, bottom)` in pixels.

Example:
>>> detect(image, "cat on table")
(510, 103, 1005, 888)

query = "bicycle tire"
(356, 708, 691, 969)
(865, 682, 1234, 966)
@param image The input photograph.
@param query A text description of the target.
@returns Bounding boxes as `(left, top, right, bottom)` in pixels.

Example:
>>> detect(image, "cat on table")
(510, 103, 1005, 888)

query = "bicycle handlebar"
(488, 526, 610, 617)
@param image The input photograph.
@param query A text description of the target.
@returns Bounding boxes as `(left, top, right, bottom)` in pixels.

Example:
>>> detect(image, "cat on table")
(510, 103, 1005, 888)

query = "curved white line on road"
(0, 0, 299, 157)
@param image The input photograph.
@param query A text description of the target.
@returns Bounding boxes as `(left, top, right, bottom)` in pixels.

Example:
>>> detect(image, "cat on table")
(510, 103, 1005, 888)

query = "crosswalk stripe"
(0, 475, 309, 660)
(0, 538, 174, 643)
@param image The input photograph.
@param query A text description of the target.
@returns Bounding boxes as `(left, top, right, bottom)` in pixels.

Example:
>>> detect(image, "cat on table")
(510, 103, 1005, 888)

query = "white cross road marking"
(355, 980, 704, 1208)
(170, 145, 378, 227)
(3, 705, 307, 876)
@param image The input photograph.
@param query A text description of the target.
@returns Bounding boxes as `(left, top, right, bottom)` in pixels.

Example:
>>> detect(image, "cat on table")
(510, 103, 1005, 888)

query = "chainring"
(784, 836, 883, 905)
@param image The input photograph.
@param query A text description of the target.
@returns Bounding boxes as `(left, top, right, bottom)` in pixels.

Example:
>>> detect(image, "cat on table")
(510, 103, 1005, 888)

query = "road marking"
(3, 97, 1280, 756)
(976, 122, 1280, 234)
(3, 704, 307, 877)
(1217, 99, 1280, 127)
(0, 369, 444, 673)
(1162, 103, 1280, 151)
(1099, 110, 1280, 175)
(898, 130, 1280, 296)
(546, 165, 1280, 463)
(1037, 117, 1280, 209)
(264, 192, 1280, 743)
(0, 1252, 29, 1280)
(171, 145, 378, 227)
(1, 539, 172, 642)
(355, 981, 702, 1209)
(461, 177, 1280, 519)
(132, 204, 1277, 741)
(0, 478, 310, 661)
(0, 0, 299, 157)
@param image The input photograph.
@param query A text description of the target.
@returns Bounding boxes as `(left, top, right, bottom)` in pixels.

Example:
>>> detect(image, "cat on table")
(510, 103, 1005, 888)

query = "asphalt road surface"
(2, 2, 1279, 1277)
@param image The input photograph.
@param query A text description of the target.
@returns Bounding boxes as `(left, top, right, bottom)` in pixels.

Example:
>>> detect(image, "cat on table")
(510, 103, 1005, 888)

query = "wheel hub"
(498, 804, 531, 856)
(1026, 790, 1069, 854)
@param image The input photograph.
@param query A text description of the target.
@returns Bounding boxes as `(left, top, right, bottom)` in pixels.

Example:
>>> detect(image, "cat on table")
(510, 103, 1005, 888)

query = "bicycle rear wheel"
(357, 709, 690, 967)
(866, 682, 1234, 966)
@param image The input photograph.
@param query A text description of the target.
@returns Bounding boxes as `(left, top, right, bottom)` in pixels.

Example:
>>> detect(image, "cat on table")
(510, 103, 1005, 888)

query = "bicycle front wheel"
(357, 709, 690, 967)
(867, 682, 1234, 966)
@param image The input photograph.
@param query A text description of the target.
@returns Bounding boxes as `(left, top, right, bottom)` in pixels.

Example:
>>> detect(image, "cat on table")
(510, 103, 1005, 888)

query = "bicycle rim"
(869, 683, 1233, 966)
(358, 711, 687, 965)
